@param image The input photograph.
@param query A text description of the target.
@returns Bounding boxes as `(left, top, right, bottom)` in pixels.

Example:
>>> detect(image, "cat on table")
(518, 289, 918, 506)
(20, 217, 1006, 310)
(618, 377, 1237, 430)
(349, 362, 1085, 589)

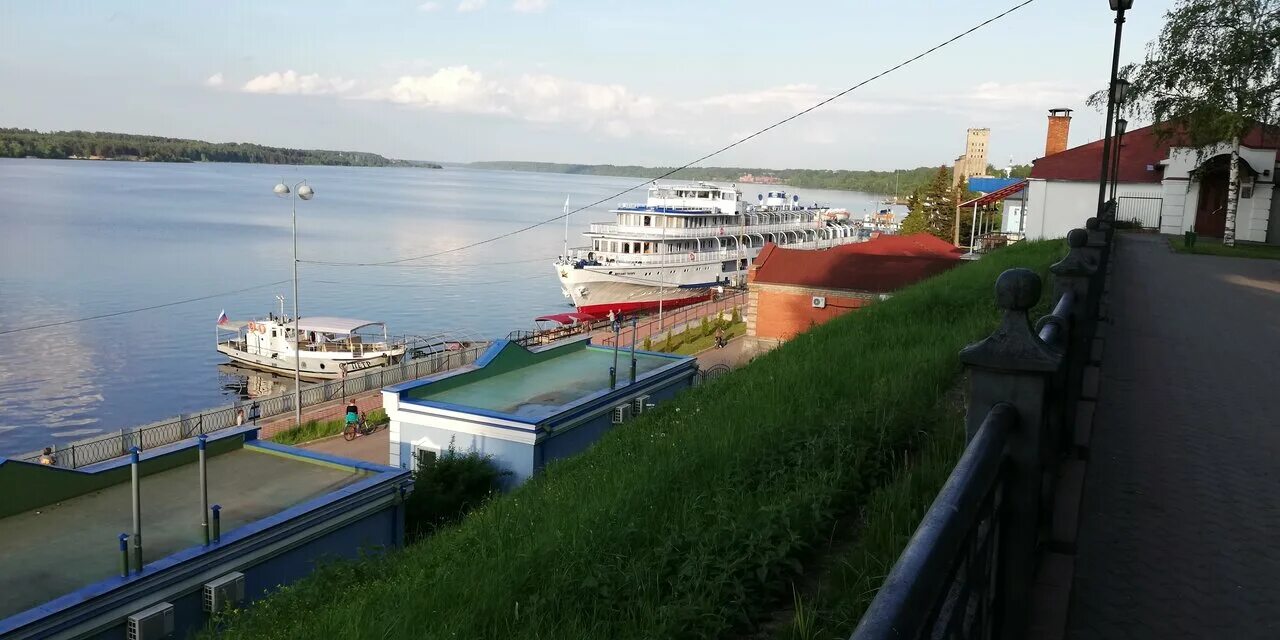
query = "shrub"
(731, 307, 742, 324)
(700, 316, 712, 337)
(404, 445, 508, 542)
(643, 337, 652, 351)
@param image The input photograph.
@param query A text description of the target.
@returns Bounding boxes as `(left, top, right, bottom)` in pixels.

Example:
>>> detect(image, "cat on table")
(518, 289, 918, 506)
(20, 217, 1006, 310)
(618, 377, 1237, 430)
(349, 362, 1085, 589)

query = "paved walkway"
(1068, 234, 1280, 639)
(694, 337, 753, 369)
(299, 427, 391, 467)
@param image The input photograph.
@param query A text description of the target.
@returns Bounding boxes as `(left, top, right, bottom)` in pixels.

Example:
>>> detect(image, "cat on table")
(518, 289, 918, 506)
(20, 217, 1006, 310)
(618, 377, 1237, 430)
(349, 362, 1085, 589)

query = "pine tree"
(900, 166, 961, 243)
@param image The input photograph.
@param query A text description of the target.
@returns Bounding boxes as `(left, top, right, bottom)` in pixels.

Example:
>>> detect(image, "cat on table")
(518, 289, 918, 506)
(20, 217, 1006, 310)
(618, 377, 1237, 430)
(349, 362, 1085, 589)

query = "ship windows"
(643, 216, 651, 227)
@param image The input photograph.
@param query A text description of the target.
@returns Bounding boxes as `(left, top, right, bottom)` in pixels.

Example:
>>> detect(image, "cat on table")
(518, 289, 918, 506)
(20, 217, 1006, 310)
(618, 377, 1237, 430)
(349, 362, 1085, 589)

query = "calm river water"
(0, 158, 893, 456)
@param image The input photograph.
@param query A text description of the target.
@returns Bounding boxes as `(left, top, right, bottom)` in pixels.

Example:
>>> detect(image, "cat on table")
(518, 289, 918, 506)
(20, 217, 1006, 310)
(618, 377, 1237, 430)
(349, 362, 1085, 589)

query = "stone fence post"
(1049, 229, 1101, 450)
(959, 268, 1063, 638)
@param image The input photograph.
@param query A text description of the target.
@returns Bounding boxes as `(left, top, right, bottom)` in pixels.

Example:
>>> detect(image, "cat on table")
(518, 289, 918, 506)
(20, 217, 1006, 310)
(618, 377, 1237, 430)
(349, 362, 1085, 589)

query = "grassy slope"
(1167, 235, 1280, 260)
(210, 240, 1065, 640)
(777, 412, 966, 640)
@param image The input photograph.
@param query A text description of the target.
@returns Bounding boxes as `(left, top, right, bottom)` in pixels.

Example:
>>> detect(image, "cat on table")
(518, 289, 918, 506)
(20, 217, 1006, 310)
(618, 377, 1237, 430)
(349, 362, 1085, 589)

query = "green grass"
(653, 321, 747, 354)
(1168, 235, 1280, 260)
(270, 408, 388, 446)
(775, 411, 966, 639)
(206, 240, 1066, 640)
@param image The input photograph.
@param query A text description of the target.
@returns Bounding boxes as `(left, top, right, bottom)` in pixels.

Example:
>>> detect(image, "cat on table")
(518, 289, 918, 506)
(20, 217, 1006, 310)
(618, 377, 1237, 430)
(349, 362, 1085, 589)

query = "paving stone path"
(1068, 234, 1280, 639)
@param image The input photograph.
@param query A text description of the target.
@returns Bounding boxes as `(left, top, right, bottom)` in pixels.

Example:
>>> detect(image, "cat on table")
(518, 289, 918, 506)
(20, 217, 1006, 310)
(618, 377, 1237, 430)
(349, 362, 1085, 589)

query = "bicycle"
(342, 412, 376, 441)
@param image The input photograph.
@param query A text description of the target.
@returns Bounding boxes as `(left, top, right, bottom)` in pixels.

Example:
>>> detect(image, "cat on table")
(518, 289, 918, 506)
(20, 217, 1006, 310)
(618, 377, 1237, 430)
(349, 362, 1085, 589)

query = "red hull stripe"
(577, 293, 713, 316)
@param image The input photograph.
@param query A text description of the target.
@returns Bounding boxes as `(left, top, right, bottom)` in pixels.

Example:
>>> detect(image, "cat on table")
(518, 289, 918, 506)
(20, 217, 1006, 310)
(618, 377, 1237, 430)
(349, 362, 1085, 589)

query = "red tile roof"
(750, 233, 964, 293)
(1030, 121, 1280, 183)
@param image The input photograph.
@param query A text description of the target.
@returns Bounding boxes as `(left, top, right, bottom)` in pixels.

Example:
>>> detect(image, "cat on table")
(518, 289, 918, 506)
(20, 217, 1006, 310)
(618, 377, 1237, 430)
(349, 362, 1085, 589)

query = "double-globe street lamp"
(273, 179, 315, 428)
(1096, 0, 1134, 216)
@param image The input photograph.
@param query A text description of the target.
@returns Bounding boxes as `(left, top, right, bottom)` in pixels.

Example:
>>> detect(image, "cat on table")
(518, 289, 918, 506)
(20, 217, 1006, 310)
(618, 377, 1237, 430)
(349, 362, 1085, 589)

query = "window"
(411, 444, 440, 472)
(643, 216, 652, 227)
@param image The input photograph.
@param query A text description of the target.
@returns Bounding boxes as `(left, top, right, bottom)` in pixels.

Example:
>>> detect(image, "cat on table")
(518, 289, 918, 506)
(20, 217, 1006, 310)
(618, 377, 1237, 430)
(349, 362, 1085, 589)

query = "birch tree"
(1103, 0, 1280, 245)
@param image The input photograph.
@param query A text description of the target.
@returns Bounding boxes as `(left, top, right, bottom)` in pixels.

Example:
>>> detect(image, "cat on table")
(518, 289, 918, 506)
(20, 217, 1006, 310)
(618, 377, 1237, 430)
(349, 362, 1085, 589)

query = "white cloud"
(204, 72, 225, 88)
(457, 0, 486, 12)
(380, 66, 506, 113)
(418, 1, 441, 11)
(512, 0, 548, 13)
(241, 70, 355, 96)
(370, 66, 661, 138)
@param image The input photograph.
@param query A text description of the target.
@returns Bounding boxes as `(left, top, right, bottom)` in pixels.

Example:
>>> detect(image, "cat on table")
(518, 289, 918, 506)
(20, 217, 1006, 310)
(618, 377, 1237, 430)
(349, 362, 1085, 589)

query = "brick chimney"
(1045, 108, 1072, 157)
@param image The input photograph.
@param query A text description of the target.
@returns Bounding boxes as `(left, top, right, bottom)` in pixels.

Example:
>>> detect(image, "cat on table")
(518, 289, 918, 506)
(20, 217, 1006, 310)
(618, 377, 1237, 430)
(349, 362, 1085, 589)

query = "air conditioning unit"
(811, 296, 827, 309)
(127, 602, 174, 640)
(612, 404, 631, 424)
(203, 571, 245, 613)
(632, 395, 651, 415)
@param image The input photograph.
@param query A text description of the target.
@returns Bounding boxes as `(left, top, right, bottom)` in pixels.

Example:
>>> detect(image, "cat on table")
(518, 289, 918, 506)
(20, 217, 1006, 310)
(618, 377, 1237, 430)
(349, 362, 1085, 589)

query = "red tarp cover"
(534, 312, 599, 325)
(960, 180, 1028, 208)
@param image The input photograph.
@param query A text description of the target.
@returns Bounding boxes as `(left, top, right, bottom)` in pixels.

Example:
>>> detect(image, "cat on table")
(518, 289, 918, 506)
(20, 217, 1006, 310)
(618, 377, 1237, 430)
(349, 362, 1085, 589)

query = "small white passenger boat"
(215, 308, 407, 380)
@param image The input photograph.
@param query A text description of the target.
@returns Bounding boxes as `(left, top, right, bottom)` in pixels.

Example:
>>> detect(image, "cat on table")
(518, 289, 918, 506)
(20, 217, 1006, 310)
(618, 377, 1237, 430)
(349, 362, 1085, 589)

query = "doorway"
(1194, 170, 1228, 237)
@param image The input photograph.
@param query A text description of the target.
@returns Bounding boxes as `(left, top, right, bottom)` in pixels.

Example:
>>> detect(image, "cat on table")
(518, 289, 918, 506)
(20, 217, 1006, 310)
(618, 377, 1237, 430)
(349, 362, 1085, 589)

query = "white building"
(1024, 115, 1280, 244)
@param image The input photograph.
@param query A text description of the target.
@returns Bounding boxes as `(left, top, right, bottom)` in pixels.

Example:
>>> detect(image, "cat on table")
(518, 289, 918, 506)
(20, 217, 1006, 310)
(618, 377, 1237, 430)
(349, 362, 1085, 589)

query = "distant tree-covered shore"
(469, 161, 948, 195)
(0, 128, 441, 168)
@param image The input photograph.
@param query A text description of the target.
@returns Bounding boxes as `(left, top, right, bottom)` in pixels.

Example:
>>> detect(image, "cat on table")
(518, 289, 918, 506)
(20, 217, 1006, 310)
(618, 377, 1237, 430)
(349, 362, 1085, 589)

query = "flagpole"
(562, 195, 570, 260)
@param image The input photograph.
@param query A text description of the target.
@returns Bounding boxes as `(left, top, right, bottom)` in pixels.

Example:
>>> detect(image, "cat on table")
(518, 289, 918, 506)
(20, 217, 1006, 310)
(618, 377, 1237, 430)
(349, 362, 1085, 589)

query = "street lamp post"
(1096, 0, 1134, 217)
(273, 179, 315, 429)
(1111, 118, 1129, 202)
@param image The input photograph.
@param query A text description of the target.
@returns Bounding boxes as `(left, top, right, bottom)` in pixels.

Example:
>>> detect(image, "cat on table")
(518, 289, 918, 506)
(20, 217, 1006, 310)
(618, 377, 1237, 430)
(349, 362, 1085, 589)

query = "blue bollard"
(211, 504, 221, 543)
(119, 533, 129, 577)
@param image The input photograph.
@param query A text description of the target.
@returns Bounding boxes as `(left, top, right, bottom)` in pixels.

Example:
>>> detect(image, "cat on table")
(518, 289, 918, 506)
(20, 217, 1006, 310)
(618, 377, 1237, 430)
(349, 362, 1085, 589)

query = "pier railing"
(13, 342, 489, 469)
(851, 210, 1113, 639)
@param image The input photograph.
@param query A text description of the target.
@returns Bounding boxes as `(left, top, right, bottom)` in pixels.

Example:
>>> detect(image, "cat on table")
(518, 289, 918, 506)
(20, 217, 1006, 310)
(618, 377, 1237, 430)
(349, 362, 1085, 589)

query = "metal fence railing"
(1117, 195, 1163, 230)
(851, 202, 1115, 639)
(597, 291, 748, 348)
(15, 343, 489, 470)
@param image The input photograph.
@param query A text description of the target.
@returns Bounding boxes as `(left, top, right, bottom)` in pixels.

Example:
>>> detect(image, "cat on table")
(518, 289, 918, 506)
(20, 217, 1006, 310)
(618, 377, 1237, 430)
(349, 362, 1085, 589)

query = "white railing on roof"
(587, 221, 845, 239)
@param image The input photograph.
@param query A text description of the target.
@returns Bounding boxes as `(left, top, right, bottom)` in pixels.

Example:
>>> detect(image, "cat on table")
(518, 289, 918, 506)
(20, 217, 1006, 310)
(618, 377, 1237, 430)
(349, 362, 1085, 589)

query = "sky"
(0, 0, 1176, 170)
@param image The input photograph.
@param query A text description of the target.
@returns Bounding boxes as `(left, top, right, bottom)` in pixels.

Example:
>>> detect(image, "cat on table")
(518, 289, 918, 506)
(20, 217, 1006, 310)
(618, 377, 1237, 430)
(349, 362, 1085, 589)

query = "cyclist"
(345, 401, 359, 432)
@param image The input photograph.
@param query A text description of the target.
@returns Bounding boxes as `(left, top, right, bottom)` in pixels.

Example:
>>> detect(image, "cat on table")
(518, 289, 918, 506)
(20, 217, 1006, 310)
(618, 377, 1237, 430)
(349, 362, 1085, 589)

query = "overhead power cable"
(0, 279, 291, 337)
(301, 0, 1037, 268)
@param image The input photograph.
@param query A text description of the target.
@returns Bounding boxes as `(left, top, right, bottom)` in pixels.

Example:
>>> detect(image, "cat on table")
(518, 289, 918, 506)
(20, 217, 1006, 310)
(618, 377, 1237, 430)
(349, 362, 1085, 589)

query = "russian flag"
(217, 309, 229, 325)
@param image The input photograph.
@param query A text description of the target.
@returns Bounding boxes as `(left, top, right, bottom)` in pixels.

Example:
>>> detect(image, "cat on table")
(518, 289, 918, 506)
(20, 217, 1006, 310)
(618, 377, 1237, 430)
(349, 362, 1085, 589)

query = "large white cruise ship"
(555, 182, 865, 316)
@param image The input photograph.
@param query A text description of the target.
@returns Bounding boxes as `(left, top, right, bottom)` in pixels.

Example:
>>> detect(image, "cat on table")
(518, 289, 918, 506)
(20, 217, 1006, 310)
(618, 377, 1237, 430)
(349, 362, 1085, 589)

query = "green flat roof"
(403, 341, 677, 420)
(0, 447, 364, 619)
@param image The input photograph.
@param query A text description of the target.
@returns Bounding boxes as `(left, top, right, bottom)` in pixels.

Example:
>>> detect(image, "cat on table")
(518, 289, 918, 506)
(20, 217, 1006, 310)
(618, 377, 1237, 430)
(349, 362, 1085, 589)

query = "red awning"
(960, 180, 1028, 208)
(533, 312, 600, 325)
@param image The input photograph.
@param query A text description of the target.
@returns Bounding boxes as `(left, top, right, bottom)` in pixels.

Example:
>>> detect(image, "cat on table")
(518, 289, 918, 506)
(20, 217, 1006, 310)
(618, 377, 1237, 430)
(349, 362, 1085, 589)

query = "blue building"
(0, 426, 410, 639)
(383, 338, 697, 484)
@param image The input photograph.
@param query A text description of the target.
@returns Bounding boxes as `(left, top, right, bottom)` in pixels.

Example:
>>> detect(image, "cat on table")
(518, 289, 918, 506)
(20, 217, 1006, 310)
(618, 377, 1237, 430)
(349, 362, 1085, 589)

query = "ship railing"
(11, 341, 491, 470)
(612, 204, 718, 213)
(587, 221, 844, 239)
(577, 238, 844, 267)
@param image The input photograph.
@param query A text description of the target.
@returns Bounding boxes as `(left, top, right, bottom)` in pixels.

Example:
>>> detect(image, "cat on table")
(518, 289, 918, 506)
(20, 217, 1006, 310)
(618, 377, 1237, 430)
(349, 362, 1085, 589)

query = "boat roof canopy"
(534, 312, 600, 325)
(296, 317, 384, 334)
